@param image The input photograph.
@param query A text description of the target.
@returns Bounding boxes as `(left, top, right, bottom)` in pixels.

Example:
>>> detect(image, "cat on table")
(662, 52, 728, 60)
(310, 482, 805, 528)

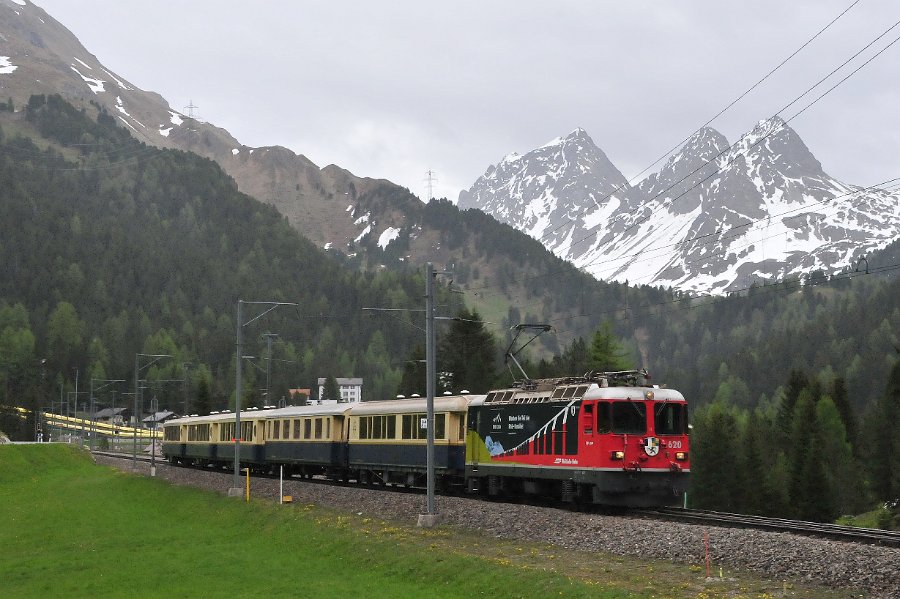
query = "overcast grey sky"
(34, 0, 900, 202)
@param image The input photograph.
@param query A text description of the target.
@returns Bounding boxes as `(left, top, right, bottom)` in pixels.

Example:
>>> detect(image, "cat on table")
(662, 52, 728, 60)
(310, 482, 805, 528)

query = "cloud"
(35, 0, 900, 199)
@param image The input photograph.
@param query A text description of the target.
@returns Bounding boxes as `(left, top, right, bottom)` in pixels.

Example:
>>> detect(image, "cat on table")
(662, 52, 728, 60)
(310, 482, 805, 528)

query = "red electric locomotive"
(465, 370, 690, 507)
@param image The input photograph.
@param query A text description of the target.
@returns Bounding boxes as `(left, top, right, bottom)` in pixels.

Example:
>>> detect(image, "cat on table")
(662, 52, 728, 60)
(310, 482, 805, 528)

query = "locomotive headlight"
(675, 452, 688, 461)
(610, 451, 625, 460)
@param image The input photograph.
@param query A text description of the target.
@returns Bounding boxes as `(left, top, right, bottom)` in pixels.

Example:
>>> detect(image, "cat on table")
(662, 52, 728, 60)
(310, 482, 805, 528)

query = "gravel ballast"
(96, 456, 900, 598)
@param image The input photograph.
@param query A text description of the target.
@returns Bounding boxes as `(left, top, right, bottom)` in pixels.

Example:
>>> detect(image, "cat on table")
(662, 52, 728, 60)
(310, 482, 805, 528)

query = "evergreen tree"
(46, 301, 85, 375)
(815, 396, 867, 514)
(778, 369, 809, 436)
(397, 345, 426, 397)
(829, 377, 858, 453)
(795, 432, 837, 522)
(788, 390, 836, 521)
(194, 375, 212, 415)
(690, 402, 742, 511)
(738, 410, 783, 515)
(868, 360, 900, 501)
(437, 309, 498, 393)
(589, 321, 632, 372)
(322, 375, 341, 402)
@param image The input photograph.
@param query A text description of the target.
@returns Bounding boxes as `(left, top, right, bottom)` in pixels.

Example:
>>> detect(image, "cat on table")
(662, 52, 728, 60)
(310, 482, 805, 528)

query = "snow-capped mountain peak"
(458, 128, 635, 256)
(461, 123, 900, 294)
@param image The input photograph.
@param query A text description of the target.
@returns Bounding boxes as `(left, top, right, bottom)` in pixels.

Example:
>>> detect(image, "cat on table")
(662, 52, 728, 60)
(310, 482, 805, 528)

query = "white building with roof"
(316, 377, 363, 403)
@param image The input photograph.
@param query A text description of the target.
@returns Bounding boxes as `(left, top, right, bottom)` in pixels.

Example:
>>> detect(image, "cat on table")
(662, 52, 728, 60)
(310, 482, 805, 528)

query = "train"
(161, 370, 690, 507)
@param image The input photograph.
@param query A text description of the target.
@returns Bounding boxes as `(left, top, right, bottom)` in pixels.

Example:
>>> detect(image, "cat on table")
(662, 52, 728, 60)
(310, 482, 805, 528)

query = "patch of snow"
(232, 148, 239, 155)
(354, 224, 372, 243)
(323, 242, 332, 250)
(70, 66, 105, 94)
(159, 127, 171, 137)
(117, 116, 138, 133)
(354, 212, 370, 225)
(0, 56, 17, 75)
(114, 96, 130, 117)
(73, 57, 92, 70)
(101, 68, 131, 90)
(539, 135, 565, 150)
(169, 111, 183, 126)
(346, 204, 354, 212)
(10, 0, 26, 6)
(377, 227, 401, 249)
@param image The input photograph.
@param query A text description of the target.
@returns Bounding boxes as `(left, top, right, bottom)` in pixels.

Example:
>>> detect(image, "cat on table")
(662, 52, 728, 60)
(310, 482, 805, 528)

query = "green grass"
(0, 445, 872, 598)
(0, 445, 625, 598)
(837, 505, 899, 530)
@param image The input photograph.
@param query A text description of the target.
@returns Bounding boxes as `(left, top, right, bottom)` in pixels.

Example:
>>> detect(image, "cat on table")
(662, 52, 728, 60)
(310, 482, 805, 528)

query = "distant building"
(142, 411, 176, 426)
(93, 407, 127, 426)
(317, 377, 363, 403)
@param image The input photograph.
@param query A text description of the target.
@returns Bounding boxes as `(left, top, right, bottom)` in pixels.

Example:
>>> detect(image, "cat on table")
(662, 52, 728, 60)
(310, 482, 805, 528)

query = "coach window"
(315, 418, 323, 439)
(402, 414, 413, 439)
(611, 402, 646, 434)
(293, 419, 301, 439)
(326, 418, 331, 439)
(304, 419, 312, 439)
(274, 420, 280, 440)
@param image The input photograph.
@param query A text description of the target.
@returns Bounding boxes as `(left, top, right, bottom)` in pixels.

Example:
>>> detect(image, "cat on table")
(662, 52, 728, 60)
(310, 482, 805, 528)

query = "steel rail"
(644, 507, 900, 548)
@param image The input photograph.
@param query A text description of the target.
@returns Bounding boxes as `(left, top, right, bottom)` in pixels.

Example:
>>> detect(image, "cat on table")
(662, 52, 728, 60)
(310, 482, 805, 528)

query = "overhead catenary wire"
(475, 175, 900, 313)
(459, 13, 900, 305)
(528, 0, 865, 251)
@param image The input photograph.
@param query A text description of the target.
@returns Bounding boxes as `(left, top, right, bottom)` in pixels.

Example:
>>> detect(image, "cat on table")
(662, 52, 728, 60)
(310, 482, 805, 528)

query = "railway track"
(92, 450, 899, 548)
(92, 450, 153, 463)
(643, 507, 900, 548)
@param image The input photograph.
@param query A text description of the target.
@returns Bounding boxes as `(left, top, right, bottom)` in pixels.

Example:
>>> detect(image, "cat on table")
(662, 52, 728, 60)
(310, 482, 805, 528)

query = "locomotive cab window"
(597, 402, 611, 434)
(611, 402, 646, 434)
(582, 403, 594, 435)
(654, 403, 687, 435)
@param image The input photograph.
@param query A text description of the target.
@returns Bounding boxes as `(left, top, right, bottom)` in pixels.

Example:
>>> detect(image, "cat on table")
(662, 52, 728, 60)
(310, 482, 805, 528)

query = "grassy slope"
(0, 445, 866, 598)
(0, 445, 618, 599)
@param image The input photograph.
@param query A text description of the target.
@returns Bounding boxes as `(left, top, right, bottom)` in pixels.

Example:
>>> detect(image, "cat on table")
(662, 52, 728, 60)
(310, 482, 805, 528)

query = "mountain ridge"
(459, 117, 900, 294)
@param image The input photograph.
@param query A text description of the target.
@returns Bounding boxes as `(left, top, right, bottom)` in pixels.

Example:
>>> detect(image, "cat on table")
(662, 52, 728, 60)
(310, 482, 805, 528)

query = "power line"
(460, 11, 900, 304)
(529, 0, 864, 251)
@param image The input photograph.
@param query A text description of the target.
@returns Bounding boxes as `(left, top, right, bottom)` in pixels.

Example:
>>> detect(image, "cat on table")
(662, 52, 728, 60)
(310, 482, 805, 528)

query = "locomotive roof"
(348, 395, 477, 415)
(476, 380, 685, 406)
(584, 386, 685, 402)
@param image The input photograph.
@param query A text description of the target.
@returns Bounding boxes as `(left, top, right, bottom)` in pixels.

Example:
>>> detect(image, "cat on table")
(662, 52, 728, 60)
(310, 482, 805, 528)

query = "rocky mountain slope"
(1, 0, 665, 352)
(0, 0, 391, 251)
(459, 120, 900, 294)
